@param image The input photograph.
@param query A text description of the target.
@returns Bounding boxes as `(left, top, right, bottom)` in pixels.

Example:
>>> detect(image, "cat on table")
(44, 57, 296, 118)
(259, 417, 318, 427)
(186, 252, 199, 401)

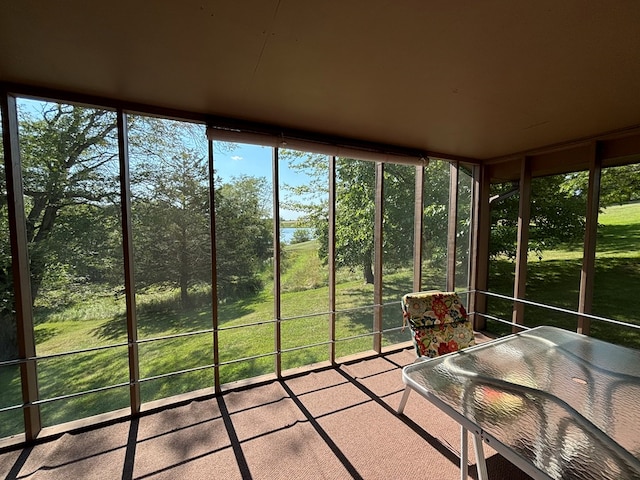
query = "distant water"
(280, 227, 312, 243)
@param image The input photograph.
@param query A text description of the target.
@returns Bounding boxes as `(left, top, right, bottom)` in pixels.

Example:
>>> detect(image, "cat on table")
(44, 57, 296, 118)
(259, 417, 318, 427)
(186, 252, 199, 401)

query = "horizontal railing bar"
(218, 351, 275, 367)
(280, 340, 332, 353)
(335, 331, 375, 342)
(218, 304, 380, 329)
(139, 363, 215, 383)
(0, 403, 23, 414)
(217, 319, 277, 332)
(31, 381, 131, 406)
(478, 290, 640, 331)
(27, 341, 129, 362)
(137, 328, 213, 344)
(281, 303, 392, 322)
(0, 358, 23, 368)
(381, 326, 405, 334)
(280, 311, 331, 322)
(473, 312, 532, 330)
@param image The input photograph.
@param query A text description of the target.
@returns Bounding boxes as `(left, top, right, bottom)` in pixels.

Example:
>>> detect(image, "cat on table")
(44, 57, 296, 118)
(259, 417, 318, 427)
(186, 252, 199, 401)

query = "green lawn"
(486, 202, 640, 346)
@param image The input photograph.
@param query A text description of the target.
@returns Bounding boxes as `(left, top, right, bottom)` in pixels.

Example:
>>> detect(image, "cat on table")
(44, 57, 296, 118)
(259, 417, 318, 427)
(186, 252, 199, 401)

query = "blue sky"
(212, 142, 314, 220)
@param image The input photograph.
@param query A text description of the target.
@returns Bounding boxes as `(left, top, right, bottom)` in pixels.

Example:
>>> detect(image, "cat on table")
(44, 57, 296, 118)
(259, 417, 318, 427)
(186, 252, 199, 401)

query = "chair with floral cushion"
(397, 291, 480, 479)
(400, 290, 475, 358)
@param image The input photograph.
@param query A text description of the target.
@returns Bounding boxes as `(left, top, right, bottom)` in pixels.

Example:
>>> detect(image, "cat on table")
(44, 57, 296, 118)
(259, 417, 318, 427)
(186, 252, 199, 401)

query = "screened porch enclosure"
(0, 93, 478, 446)
(1, 1, 640, 463)
(2, 86, 640, 452)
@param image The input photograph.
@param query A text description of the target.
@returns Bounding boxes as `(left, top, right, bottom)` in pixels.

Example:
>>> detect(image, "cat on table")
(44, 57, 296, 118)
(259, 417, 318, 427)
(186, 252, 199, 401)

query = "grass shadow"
(595, 222, 640, 256)
(91, 292, 260, 342)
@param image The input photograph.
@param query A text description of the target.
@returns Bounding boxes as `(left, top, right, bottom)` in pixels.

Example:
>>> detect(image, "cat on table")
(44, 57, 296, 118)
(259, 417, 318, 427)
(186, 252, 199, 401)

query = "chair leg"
(396, 386, 412, 414)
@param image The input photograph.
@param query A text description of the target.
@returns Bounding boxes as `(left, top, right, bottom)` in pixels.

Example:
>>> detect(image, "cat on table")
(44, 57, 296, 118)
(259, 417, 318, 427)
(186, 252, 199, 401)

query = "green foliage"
(214, 175, 273, 300)
(290, 228, 311, 244)
(562, 164, 640, 207)
(329, 159, 377, 282)
(422, 160, 456, 271)
(601, 164, 640, 205)
(18, 101, 120, 299)
(130, 147, 211, 307)
(490, 175, 587, 258)
(490, 165, 640, 260)
(281, 151, 437, 284)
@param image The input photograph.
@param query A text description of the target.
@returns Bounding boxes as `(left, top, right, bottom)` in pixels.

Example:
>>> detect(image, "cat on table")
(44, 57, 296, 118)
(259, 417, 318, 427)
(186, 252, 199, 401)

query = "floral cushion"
(402, 291, 475, 358)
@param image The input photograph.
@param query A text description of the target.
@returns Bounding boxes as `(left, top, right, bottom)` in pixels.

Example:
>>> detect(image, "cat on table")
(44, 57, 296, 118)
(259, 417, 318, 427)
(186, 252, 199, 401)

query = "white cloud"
(231, 155, 243, 161)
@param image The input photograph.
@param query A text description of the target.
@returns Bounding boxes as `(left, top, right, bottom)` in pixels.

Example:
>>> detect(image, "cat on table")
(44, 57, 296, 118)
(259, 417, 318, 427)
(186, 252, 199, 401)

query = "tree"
(0, 101, 120, 359)
(600, 164, 640, 205)
(562, 165, 640, 207)
(489, 175, 587, 258)
(130, 149, 212, 308)
(18, 102, 120, 300)
(214, 175, 273, 300)
(290, 228, 311, 244)
(327, 159, 377, 283)
(282, 152, 450, 284)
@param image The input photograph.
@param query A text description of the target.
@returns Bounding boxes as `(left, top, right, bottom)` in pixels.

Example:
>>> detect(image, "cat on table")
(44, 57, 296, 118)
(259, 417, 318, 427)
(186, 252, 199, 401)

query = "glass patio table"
(398, 325, 640, 480)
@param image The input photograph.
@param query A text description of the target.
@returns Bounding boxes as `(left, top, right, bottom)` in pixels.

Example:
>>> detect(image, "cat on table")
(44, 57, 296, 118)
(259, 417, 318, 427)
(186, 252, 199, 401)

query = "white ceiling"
(1, 0, 640, 160)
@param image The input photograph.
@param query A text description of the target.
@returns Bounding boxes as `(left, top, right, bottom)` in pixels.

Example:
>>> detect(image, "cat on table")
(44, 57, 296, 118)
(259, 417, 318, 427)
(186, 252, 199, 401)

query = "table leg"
(396, 386, 411, 414)
(460, 426, 468, 480)
(472, 432, 488, 480)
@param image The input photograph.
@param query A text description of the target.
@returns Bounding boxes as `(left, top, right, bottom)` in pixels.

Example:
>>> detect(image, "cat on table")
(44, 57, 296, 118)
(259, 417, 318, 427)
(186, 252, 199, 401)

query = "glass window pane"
(335, 309, 375, 358)
(127, 115, 210, 402)
(281, 314, 330, 369)
(334, 158, 375, 356)
(592, 164, 640, 347)
(524, 174, 586, 331)
(279, 150, 330, 368)
(381, 163, 415, 347)
(422, 159, 450, 291)
(486, 180, 519, 335)
(213, 142, 275, 384)
(456, 165, 474, 305)
(38, 348, 129, 426)
(17, 98, 125, 426)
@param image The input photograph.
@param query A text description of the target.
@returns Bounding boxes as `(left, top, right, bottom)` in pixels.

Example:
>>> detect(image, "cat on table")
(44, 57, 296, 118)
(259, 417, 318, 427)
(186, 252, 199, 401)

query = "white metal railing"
(475, 290, 640, 332)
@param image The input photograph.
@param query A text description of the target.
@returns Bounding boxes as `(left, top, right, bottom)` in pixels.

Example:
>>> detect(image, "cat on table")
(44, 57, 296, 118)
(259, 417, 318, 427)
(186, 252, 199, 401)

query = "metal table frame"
(397, 326, 640, 480)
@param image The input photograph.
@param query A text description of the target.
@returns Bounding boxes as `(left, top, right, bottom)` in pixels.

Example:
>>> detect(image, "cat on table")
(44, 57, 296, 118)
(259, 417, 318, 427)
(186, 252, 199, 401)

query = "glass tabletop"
(403, 326, 640, 480)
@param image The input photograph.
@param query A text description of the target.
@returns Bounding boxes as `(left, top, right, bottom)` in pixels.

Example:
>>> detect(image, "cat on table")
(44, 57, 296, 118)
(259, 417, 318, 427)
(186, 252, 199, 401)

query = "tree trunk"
(363, 256, 374, 284)
(180, 277, 189, 309)
(179, 223, 190, 309)
(0, 314, 17, 361)
(29, 204, 60, 302)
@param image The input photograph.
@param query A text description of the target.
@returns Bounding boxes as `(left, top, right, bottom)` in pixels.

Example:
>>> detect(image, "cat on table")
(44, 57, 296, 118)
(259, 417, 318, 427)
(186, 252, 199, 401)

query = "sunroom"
(1, 1, 640, 479)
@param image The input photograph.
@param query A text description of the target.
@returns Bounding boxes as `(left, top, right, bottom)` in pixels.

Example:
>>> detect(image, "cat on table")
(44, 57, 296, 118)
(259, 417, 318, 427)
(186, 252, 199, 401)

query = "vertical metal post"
(447, 162, 459, 292)
(117, 110, 140, 414)
(413, 164, 425, 292)
(208, 139, 220, 392)
(512, 157, 531, 331)
(373, 162, 384, 353)
(578, 142, 601, 335)
(328, 156, 336, 363)
(1, 92, 41, 440)
(272, 148, 282, 376)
